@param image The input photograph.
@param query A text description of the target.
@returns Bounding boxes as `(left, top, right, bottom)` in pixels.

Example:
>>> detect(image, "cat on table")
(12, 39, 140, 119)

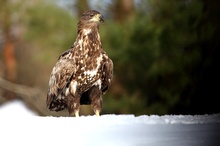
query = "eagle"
(46, 10, 113, 117)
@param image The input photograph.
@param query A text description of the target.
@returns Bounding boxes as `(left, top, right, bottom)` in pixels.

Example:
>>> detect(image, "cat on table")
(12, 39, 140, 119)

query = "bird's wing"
(47, 49, 76, 106)
(101, 53, 113, 94)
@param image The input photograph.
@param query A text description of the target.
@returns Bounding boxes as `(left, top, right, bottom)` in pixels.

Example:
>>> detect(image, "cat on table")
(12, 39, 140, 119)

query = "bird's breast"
(73, 53, 103, 92)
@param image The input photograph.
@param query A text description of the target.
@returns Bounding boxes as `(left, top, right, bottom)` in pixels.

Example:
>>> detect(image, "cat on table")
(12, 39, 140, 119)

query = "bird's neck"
(73, 27, 102, 50)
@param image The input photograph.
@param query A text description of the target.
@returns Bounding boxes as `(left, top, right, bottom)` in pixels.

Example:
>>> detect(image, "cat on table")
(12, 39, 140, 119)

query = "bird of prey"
(46, 10, 113, 117)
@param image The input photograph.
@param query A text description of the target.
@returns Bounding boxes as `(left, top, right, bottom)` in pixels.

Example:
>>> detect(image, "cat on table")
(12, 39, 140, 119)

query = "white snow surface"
(0, 100, 220, 146)
(0, 100, 37, 116)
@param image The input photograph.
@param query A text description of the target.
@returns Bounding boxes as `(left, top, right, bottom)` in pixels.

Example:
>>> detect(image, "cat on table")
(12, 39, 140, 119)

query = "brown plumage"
(46, 10, 113, 117)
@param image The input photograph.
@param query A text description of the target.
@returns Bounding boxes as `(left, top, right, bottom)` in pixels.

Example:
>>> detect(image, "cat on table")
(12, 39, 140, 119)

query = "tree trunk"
(3, 41, 17, 81)
(1, 0, 17, 100)
(112, 0, 135, 22)
(1, 0, 17, 82)
(75, 0, 90, 17)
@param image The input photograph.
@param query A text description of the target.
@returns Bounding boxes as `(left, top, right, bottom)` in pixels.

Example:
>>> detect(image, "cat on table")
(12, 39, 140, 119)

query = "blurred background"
(0, 0, 219, 116)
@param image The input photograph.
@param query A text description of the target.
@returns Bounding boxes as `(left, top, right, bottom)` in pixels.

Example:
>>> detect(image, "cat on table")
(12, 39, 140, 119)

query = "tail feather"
(47, 94, 67, 111)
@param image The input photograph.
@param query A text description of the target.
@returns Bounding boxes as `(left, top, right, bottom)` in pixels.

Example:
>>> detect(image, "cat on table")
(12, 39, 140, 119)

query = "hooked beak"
(99, 15, 104, 22)
(91, 14, 104, 23)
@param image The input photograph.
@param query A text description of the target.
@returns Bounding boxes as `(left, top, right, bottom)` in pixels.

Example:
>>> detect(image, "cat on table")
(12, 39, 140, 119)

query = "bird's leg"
(89, 86, 103, 116)
(95, 110, 100, 116)
(67, 93, 80, 117)
(74, 110, 79, 117)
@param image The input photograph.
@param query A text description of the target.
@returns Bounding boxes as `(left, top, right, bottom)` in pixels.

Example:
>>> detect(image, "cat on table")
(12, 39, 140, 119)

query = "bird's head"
(77, 10, 104, 32)
(80, 10, 104, 23)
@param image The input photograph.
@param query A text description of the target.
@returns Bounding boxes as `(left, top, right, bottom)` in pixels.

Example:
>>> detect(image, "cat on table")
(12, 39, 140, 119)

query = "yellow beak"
(91, 14, 104, 22)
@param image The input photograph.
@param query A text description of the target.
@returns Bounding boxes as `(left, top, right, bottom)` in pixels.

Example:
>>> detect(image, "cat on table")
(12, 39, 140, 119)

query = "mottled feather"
(46, 10, 113, 116)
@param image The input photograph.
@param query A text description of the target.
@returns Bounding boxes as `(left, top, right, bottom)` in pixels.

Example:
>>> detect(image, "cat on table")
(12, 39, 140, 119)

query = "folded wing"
(47, 49, 76, 111)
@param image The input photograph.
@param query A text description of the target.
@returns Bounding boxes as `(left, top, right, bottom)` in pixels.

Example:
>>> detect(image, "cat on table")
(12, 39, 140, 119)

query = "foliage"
(13, 1, 76, 87)
(102, 0, 218, 115)
(23, 1, 76, 63)
(1, 0, 219, 115)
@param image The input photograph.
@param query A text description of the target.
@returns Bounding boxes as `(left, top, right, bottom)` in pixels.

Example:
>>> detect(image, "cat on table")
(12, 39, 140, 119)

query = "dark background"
(0, 0, 219, 116)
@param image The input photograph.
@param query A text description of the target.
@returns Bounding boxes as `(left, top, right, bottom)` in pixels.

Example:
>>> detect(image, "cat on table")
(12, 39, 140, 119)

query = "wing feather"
(101, 53, 113, 93)
(46, 49, 76, 109)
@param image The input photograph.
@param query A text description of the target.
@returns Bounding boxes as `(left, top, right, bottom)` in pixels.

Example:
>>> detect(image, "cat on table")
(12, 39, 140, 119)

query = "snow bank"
(0, 100, 220, 146)
(138, 114, 220, 124)
(0, 100, 37, 116)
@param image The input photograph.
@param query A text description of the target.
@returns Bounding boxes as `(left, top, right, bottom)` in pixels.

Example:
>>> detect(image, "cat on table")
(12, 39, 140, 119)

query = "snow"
(0, 100, 220, 146)
(0, 100, 37, 116)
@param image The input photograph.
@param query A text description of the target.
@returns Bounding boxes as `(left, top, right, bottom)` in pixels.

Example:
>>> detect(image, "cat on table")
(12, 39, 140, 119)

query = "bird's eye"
(89, 14, 94, 17)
